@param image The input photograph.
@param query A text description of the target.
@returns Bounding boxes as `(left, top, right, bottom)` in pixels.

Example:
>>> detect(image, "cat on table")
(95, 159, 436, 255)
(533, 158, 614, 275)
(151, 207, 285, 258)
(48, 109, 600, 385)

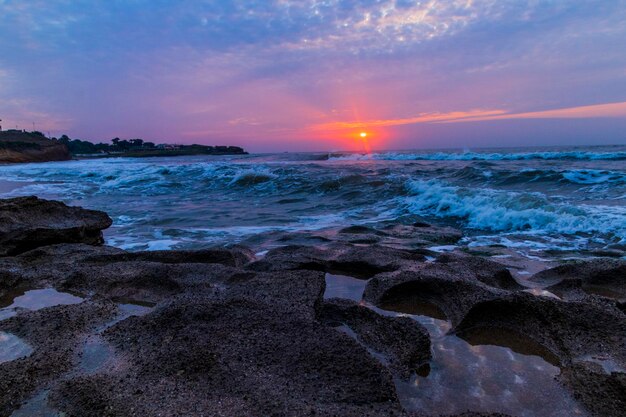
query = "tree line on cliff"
(48, 132, 245, 155)
(1, 130, 247, 162)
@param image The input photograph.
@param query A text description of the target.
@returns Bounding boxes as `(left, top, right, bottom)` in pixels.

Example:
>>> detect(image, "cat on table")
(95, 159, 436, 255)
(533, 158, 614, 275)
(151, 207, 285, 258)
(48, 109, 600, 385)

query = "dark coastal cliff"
(0, 131, 71, 163)
(61, 136, 247, 158)
(0, 131, 247, 163)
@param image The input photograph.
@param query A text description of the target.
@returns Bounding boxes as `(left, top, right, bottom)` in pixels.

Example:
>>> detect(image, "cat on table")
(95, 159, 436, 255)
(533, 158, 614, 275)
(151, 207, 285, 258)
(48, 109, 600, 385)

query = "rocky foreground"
(0, 196, 624, 417)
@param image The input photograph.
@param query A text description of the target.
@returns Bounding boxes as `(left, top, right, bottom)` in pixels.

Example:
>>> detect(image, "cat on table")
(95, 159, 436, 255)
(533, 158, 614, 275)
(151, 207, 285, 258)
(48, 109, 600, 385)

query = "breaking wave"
(0, 148, 624, 253)
(403, 179, 626, 239)
(449, 167, 626, 186)
(329, 150, 626, 161)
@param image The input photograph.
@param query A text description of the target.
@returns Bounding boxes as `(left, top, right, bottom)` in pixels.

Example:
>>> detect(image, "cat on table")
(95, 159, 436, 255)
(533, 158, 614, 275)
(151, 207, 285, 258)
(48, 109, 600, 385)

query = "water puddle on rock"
(380, 298, 447, 321)
(428, 245, 457, 253)
(0, 288, 84, 320)
(324, 274, 588, 417)
(7, 300, 155, 417)
(582, 284, 625, 302)
(324, 273, 367, 302)
(80, 335, 117, 375)
(522, 288, 561, 300)
(10, 390, 58, 417)
(576, 354, 626, 374)
(0, 331, 33, 364)
(335, 324, 390, 365)
(79, 301, 154, 375)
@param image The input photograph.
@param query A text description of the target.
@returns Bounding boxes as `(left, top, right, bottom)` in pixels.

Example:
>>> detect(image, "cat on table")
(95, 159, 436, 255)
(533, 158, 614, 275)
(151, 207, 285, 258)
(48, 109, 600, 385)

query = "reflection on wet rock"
(389, 312, 586, 417)
(1, 288, 83, 312)
(0, 301, 117, 417)
(455, 293, 626, 369)
(0, 331, 33, 364)
(365, 267, 504, 325)
(320, 298, 431, 378)
(379, 296, 448, 321)
(456, 326, 561, 366)
(324, 273, 367, 302)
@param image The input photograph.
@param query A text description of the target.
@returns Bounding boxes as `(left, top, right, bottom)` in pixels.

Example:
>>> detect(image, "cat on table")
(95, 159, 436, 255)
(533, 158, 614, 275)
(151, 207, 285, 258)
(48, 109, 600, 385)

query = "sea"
(1, 145, 625, 261)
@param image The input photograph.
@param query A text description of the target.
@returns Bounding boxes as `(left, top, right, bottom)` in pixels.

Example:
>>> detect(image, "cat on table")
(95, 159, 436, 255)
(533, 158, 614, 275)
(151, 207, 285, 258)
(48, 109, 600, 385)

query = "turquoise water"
(0, 145, 624, 257)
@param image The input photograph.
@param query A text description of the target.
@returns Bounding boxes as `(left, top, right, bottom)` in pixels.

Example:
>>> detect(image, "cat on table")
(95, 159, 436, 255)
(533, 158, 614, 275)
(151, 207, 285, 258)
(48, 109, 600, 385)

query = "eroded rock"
(248, 243, 425, 278)
(454, 292, 626, 369)
(0, 300, 117, 416)
(435, 252, 523, 290)
(533, 258, 626, 302)
(320, 298, 431, 378)
(50, 290, 403, 417)
(558, 362, 626, 417)
(0, 197, 112, 256)
(364, 264, 506, 325)
(84, 245, 256, 267)
(381, 223, 463, 245)
(1, 244, 256, 305)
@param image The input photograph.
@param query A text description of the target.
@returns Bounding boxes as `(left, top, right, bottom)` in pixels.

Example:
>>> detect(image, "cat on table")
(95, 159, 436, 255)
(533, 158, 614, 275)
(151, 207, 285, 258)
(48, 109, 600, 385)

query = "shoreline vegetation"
(0, 130, 247, 163)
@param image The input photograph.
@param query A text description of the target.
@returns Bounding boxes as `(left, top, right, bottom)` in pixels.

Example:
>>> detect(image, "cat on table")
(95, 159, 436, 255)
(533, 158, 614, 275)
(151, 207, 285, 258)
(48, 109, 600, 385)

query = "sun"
(359, 132, 367, 138)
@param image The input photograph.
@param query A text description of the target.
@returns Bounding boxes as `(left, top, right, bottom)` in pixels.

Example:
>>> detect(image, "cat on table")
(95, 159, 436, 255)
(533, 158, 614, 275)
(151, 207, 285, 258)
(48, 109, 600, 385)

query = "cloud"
(440, 101, 626, 123)
(0, 0, 625, 150)
(309, 109, 508, 130)
(0, 98, 72, 132)
(310, 101, 626, 133)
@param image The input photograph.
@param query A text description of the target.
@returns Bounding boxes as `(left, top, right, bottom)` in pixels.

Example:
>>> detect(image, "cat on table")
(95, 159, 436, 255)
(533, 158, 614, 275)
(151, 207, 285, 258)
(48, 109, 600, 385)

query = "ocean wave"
(1, 154, 624, 255)
(560, 169, 626, 185)
(402, 179, 626, 238)
(0, 159, 395, 199)
(329, 150, 626, 161)
(443, 166, 626, 187)
(229, 168, 278, 186)
(494, 169, 626, 186)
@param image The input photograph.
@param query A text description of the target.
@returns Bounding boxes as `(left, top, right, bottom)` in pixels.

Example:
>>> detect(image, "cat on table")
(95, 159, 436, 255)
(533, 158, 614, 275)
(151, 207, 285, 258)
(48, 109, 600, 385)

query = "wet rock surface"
(363, 262, 508, 325)
(84, 245, 256, 267)
(0, 198, 624, 416)
(247, 243, 426, 277)
(533, 258, 626, 303)
(532, 258, 626, 286)
(333, 223, 463, 247)
(0, 197, 112, 256)
(558, 362, 626, 417)
(320, 298, 431, 378)
(454, 292, 626, 367)
(50, 281, 402, 416)
(0, 301, 117, 416)
(434, 252, 524, 291)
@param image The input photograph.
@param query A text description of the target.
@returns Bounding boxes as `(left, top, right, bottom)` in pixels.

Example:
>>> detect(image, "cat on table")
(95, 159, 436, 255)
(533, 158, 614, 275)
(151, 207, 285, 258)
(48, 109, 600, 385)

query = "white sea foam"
(146, 239, 180, 251)
(329, 150, 626, 161)
(561, 169, 626, 185)
(1, 151, 623, 255)
(402, 179, 626, 238)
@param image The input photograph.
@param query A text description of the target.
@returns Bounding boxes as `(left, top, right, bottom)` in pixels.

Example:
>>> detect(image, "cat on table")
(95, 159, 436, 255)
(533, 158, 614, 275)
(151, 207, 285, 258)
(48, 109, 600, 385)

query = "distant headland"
(0, 130, 247, 163)
(0, 130, 71, 163)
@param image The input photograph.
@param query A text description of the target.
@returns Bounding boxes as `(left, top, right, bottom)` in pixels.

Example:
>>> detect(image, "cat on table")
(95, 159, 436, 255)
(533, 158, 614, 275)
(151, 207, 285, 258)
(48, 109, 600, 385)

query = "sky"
(1, 0, 626, 152)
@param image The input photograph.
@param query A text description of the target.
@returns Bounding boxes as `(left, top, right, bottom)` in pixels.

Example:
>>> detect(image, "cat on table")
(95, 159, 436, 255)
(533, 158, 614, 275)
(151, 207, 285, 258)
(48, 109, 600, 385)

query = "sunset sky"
(1, 0, 626, 151)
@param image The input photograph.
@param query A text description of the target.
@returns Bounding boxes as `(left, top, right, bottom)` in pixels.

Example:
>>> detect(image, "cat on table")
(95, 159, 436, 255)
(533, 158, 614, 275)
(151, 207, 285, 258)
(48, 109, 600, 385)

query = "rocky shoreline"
(0, 196, 624, 416)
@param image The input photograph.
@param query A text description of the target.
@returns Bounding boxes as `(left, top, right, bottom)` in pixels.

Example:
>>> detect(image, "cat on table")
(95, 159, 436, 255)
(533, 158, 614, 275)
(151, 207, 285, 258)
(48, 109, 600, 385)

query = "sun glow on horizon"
(354, 131, 373, 154)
